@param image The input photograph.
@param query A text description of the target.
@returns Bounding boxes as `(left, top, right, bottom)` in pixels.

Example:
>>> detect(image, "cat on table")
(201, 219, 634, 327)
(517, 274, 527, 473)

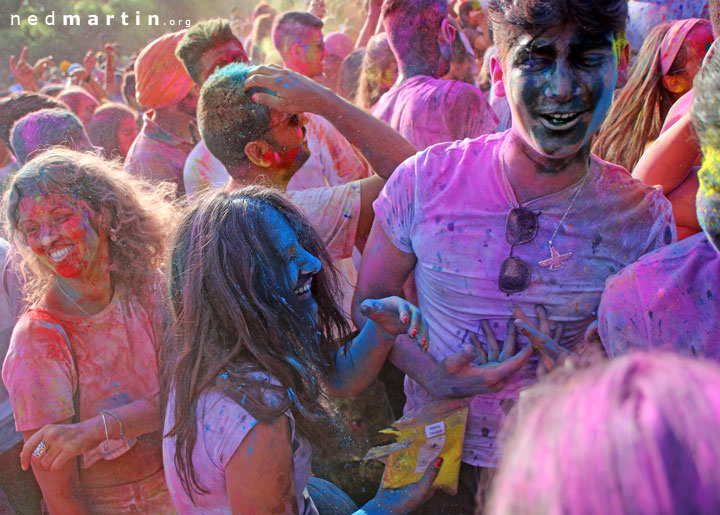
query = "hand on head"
(244, 64, 332, 115)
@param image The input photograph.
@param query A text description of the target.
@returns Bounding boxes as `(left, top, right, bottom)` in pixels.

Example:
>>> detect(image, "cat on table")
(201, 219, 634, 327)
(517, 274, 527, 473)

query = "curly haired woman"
(2, 148, 177, 513)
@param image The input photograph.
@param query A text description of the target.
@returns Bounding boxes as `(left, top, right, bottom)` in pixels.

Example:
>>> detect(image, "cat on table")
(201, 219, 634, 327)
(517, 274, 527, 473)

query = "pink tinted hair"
(487, 352, 720, 514)
(57, 87, 99, 119)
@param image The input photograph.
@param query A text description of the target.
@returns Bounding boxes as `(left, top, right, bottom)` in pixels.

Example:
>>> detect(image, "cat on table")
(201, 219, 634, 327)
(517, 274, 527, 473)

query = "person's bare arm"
(103, 44, 119, 99)
(245, 65, 417, 180)
(23, 420, 92, 514)
(666, 171, 702, 235)
(226, 416, 297, 515)
(9, 47, 39, 92)
(326, 296, 428, 397)
(632, 113, 702, 193)
(355, 174, 386, 251)
(355, 0, 383, 49)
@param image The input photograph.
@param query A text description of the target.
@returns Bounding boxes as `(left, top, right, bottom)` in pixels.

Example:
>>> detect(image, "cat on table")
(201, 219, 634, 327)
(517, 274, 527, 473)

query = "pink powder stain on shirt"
(3, 285, 163, 432)
(373, 130, 675, 466)
(372, 75, 498, 150)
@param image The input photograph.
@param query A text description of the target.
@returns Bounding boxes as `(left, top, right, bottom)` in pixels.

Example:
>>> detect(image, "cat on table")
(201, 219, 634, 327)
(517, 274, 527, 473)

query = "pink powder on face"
(18, 194, 102, 279)
(283, 28, 325, 77)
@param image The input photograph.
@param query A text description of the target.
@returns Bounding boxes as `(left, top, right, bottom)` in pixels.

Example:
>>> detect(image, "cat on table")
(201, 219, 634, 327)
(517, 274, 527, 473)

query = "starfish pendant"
(538, 244, 572, 270)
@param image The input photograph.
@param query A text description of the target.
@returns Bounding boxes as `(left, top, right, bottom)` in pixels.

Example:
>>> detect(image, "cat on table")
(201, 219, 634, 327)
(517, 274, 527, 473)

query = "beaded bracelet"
(101, 410, 125, 441)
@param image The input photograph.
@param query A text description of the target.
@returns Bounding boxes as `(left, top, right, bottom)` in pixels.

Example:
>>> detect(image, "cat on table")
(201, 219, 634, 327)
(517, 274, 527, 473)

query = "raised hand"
(244, 64, 331, 115)
(32, 56, 54, 76)
(360, 296, 429, 352)
(104, 44, 116, 69)
(83, 48, 97, 76)
(103, 43, 120, 96)
(9, 47, 38, 91)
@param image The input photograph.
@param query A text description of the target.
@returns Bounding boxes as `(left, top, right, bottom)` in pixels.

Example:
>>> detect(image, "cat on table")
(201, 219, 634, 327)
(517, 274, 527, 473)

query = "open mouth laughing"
(293, 276, 312, 296)
(539, 111, 586, 130)
(49, 245, 73, 263)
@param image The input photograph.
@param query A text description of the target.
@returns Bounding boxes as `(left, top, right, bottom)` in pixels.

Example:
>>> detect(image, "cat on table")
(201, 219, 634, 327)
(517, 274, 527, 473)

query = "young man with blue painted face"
(353, 0, 676, 511)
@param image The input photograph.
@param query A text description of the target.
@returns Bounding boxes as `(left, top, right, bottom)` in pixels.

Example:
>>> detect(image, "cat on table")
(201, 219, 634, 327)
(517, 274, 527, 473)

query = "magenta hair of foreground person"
(487, 352, 720, 514)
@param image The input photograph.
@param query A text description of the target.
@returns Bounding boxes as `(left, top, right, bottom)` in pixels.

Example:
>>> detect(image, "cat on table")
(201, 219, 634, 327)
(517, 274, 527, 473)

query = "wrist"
(315, 89, 346, 122)
(82, 416, 107, 450)
(365, 319, 397, 348)
(356, 499, 386, 515)
(101, 410, 126, 440)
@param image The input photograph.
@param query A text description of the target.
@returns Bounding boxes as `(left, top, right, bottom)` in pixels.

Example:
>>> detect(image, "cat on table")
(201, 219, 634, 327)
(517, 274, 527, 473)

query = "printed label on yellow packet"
(364, 400, 470, 495)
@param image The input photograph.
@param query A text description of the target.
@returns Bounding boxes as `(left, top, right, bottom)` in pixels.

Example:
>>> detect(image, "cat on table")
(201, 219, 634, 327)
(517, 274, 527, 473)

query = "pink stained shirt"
(163, 387, 317, 515)
(371, 75, 498, 150)
(3, 287, 162, 439)
(373, 130, 676, 466)
(125, 111, 196, 196)
(598, 231, 720, 360)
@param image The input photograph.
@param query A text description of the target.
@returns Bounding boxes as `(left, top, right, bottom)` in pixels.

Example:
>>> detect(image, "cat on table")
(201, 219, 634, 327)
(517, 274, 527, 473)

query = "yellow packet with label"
(364, 400, 469, 495)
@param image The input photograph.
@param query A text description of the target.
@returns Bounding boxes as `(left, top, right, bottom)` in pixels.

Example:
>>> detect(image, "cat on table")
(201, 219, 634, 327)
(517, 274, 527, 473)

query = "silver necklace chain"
(500, 153, 518, 209)
(500, 153, 590, 246)
(55, 281, 92, 317)
(548, 170, 590, 246)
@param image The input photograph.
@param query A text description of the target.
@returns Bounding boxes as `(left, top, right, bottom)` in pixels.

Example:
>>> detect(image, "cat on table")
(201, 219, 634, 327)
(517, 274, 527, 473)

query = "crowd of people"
(0, 0, 718, 513)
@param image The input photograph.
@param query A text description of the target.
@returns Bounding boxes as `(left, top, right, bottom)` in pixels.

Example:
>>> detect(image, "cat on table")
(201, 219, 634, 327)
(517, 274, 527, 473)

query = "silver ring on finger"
(32, 441, 48, 459)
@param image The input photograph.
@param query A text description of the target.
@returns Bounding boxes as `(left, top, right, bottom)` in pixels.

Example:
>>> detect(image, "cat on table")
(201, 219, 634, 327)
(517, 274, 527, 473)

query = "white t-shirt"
(373, 130, 675, 466)
(285, 184, 361, 262)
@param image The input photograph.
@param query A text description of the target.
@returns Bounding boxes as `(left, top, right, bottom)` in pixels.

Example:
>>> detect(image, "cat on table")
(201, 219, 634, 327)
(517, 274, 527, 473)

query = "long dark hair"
(162, 186, 350, 501)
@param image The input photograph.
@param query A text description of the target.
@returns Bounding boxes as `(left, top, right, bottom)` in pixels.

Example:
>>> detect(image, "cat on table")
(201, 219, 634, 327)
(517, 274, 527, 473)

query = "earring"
(110, 228, 118, 242)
